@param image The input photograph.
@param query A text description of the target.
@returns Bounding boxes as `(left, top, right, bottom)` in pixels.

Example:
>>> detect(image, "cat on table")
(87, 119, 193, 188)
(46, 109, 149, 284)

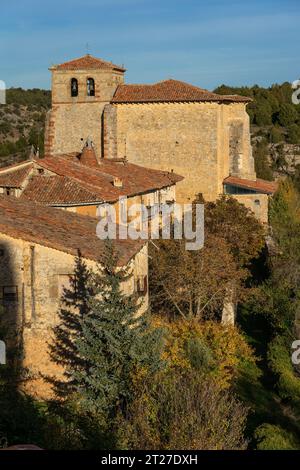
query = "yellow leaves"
(151, 316, 255, 390)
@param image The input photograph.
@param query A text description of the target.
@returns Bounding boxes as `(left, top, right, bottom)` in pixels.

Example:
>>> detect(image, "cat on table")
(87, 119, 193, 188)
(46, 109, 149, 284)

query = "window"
(87, 78, 95, 97)
(71, 78, 78, 97)
(254, 199, 260, 206)
(5, 188, 15, 196)
(0, 249, 4, 257)
(2, 286, 18, 302)
(135, 275, 148, 296)
(38, 168, 44, 175)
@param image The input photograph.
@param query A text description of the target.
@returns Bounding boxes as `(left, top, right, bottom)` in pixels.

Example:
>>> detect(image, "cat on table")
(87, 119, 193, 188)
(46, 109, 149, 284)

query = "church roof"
(223, 176, 278, 194)
(111, 79, 251, 104)
(51, 54, 125, 72)
(0, 196, 144, 265)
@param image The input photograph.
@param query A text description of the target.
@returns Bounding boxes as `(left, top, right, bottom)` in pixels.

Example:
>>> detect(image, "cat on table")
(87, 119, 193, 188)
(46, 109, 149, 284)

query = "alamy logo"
(291, 340, 300, 365)
(96, 197, 204, 251)
(0, 81, 6, 105)
(0, 340, 6, 365)
(292, 80, 300, 105)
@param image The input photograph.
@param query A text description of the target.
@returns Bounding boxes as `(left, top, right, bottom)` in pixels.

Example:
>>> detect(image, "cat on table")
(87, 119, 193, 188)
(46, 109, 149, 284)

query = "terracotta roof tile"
(0, 154, 183, 206)
(0, 163, 33, 188)
(112, 79, 251, 104)
(52, 54, 125, 72)
(0, 196, 144, 265)
(32, 156, 182, 204)
(223, 176, 278, 194)
(20, 175, 103, 205)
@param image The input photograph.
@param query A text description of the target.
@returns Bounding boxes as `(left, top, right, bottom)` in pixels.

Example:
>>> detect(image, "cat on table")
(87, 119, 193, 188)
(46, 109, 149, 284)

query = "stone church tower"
(44, 54, 125, 159)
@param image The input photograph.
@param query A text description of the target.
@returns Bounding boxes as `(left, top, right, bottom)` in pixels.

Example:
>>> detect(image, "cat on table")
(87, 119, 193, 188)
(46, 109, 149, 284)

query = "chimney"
(80, 137, 99, 167)
(113, 176, 123, 188)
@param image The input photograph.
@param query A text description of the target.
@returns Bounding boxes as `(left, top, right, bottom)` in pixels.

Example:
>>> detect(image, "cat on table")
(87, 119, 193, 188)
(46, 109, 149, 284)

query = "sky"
(0, 0, 299, 91)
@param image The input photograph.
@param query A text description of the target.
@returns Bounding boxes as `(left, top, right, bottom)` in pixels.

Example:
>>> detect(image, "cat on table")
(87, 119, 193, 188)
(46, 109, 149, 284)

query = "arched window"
(87, 78, 95, 96)
(71, 78, 78, 97)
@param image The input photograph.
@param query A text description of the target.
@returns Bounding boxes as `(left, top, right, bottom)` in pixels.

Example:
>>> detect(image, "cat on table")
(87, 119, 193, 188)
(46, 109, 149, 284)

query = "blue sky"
(1, 0, 299, 90)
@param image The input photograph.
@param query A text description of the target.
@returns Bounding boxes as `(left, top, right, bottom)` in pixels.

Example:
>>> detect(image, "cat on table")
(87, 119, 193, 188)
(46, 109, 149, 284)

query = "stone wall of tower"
(44, 68, 124, 158)
(104, 101, 255, 203)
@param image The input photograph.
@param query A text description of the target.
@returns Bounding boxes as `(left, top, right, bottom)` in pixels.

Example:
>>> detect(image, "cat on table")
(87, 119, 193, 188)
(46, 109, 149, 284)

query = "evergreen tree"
(50, 251, 94, 398)
(70, 242, 164, 422)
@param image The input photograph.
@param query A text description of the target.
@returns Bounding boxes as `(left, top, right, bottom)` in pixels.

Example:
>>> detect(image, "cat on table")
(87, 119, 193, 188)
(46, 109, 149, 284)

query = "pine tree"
(50, 251, 94, 398)
(70, 241, 164, 422)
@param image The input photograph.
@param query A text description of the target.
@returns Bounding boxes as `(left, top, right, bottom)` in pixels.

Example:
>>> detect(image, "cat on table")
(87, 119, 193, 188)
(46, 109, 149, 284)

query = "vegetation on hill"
(0, 88, 50, 163)
(215, 82, 300, 180)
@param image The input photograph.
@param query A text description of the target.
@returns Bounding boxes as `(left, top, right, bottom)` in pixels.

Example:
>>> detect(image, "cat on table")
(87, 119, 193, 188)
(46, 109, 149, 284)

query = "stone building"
(0, 195, 148, 397)
(44, 53, 277, 222)
(0, 140, 182, 219)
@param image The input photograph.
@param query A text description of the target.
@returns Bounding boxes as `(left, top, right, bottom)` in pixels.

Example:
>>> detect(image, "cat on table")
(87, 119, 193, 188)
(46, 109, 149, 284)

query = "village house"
(0, 139, 183, 220)
(0, 195, 148, 397)
(44, 53, 277, 223)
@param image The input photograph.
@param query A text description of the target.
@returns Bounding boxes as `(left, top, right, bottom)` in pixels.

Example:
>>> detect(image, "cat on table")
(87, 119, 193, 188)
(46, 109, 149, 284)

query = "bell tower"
(44, 54, 125, 160)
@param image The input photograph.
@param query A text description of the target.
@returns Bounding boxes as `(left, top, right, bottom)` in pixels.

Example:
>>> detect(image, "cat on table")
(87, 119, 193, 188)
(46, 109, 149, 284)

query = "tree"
(115, 306, 253, 450)
(277, 104, 299, 127)
(69, 242, 164, 424)
(50, 252, 94, 398)
(287, 124, 300, 144)
(253, 139, 274, 180)
(149, 196, 265, 321)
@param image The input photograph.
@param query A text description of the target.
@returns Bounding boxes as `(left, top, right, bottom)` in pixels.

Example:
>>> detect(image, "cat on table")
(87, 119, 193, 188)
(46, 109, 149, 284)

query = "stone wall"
(0, 233, 148, 398)
(105, 101, 255, 203)
(45, 68, 124, 158)
(232, 193, 269, 224)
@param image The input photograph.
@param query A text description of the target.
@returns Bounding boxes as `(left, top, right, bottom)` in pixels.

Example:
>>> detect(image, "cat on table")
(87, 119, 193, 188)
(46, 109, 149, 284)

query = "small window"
(135, 275, 148, 296)
(87, 78, 95, 97)
(254, 199, 260, 206)
(5, 188, 14, 196)
(71, 78, 78, 97)
(38, 168, 44, 175)
(3, 286, 18, 302)
(0, 249, 4, 257)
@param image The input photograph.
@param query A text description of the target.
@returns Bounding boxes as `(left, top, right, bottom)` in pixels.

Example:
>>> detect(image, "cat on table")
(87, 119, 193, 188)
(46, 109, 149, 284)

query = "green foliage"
(253, 139, 274, 180)
(67, 242, 164, 423)
(287, 123, 300, 144)
(254, 423, 299, 450)
(6, 88, 51, 108)
(269, 126, 283, 144)
(215, 82, 300, 144)
(277, 104, 299, 127)
(268, 336, 300, 402)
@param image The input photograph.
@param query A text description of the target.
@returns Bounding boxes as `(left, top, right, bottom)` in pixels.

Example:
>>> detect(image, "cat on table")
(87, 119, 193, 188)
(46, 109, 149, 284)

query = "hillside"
(0, 88, 51, 166)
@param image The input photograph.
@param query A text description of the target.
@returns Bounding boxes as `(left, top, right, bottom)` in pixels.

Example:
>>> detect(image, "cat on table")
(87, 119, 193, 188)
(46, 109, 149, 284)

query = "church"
(44, 53, 277, 222)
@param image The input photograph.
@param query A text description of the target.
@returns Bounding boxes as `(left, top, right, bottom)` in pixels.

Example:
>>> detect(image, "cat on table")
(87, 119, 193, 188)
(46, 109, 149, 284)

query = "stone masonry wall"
(107, 101, 255, 203)
(45, 68, 124, 158)
(0, 233, 148, 398)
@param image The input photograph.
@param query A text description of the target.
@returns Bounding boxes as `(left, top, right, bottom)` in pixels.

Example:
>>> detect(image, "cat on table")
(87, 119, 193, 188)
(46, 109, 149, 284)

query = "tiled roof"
(0, 163, 33, 188)
(223, 176, 278, 194)
(51, 54, 125, 72)
(20, 175, 103, 205)
(0, 196, 144, 265)
(112, 79, 251, 104)
(5, 155, 183, 205)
